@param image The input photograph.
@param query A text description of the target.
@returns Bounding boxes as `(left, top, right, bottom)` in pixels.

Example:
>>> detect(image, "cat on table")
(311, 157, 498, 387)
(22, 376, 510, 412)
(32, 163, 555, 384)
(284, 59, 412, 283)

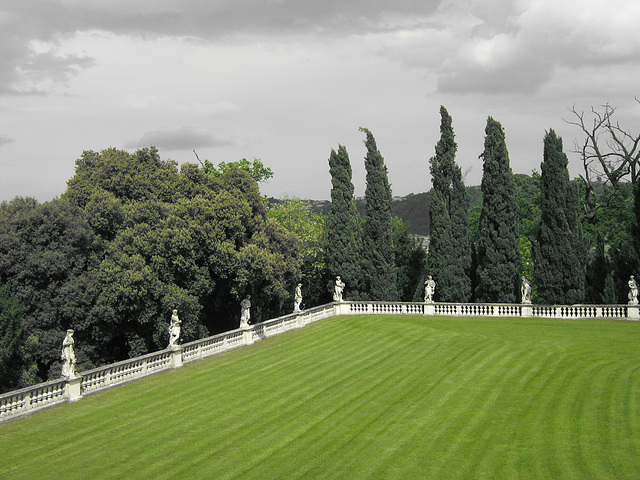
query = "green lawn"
(1, 315, 639, 479)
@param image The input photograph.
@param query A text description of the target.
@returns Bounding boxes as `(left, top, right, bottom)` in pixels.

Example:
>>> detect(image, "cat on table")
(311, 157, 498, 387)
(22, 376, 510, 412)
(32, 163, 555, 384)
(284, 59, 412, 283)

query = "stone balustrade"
(0, 301, 636, 424)
(336, 301, 637, 321)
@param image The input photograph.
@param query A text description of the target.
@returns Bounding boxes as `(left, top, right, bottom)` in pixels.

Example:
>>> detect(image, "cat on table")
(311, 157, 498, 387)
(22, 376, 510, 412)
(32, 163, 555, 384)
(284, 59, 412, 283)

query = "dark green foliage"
(585, 233, 609, 304)
(577, 181, 635, 302)
(392, 217, 427, 301)
(475, 117, 520, 303)
(514, 173, 541, 240)
(534, 130, 586, 304)
(0, 147, 301, 376)
(0, 197, 101, 379)
(360, 128, 397, 300)
(608, 243, 638, 303)
(0, 282, 33, 392)
(633, 182, 640, 275)
(325, 145, 365, 300)
(426, 106, 472, 302)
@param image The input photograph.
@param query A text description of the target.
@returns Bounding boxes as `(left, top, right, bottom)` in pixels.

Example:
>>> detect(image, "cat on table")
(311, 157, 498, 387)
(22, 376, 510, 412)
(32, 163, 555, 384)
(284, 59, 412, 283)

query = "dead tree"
(565, 100, 640, 221)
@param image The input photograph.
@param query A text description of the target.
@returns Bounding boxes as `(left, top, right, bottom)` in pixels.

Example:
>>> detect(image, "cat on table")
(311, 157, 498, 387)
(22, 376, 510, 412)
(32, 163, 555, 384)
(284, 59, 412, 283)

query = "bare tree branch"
(565, 101, 640, 223)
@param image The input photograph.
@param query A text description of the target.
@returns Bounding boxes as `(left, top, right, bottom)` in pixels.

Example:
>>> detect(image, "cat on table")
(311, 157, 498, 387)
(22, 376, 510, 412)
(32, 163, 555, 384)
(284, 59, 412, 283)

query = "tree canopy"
(0, 147, 301, 383)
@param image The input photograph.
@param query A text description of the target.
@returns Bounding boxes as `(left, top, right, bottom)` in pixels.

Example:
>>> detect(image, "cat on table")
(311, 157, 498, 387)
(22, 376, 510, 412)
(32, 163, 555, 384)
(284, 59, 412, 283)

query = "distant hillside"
(305, 186, 482, 236)
(308, 193, 429, 235)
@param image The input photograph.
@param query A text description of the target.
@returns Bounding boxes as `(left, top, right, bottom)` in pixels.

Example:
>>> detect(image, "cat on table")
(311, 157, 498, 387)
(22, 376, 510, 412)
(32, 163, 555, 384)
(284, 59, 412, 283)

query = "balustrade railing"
(0, 378, 67, 422)
(0, 301, 636, 424)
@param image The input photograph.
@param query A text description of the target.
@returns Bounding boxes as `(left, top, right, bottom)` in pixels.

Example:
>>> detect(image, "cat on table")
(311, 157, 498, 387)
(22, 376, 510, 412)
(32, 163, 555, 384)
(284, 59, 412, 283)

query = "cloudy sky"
(2, 0, 640, 202)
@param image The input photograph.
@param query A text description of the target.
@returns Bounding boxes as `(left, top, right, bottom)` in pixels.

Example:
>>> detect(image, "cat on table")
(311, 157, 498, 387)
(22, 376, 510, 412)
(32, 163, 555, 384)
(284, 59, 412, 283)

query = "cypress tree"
(475, 117, 520, 303)
(426, 106, 472, 302)
(360, 127, 397, 300)
(325, 145, 365, 299)
(534, 129, 586, 304)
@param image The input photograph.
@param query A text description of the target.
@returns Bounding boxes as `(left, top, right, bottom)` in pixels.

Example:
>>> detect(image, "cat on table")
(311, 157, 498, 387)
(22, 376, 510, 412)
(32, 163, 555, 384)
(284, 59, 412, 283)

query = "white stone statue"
(521, 276, 532, 304)
(294, 283, 303, 313)
(61, 329, 76, 378)
(333, 276, 345, 302)
(424, 276, 436, 303)
(628, 276, 638, 305)
(240, 295, 251, 328)
(168, 309, 181, 348)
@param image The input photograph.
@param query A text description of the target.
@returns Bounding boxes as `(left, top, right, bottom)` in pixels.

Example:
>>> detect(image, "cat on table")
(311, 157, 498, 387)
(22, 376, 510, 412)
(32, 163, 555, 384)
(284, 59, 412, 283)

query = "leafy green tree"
(0, 197, 101, 379)
(65, 147, 180, 208)
(0, 282, 24, 391)
(65, 147, 300, 356)
(534, 130, 586, 304)
(475, 117, 520, 303)
(360, 127, 397, 300)
(325, 145, 365, 300)
(426, 106, 472, 302)
(268, 196, 326, 309)
(199, 157, 274, 183)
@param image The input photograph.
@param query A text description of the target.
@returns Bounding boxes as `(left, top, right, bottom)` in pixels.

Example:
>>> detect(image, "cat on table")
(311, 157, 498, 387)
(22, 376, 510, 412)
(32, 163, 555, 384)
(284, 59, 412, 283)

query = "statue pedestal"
(424, 303, 435, 316)
(169, 345, 183, 369)
(521, 305, 533, 318)
(65, 375, 82, 402)
(628, 305, 640, 321)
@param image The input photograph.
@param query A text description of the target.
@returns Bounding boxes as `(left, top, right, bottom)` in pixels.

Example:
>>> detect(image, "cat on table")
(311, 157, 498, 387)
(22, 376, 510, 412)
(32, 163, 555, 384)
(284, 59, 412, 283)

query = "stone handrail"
(334, 301, 636, 320)
(0, 303, 336, 423)
(0, 378, 68, 422)
(1, 301, 636, 423)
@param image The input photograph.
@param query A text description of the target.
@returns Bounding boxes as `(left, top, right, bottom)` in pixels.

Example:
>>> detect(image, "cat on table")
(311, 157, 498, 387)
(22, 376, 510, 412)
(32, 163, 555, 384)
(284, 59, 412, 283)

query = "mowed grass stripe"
(1, 315, 639, 479)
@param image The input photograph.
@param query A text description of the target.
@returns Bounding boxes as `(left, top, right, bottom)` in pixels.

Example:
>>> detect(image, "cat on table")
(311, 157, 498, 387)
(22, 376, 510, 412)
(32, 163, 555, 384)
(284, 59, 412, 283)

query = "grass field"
(1, 315, 639, 479)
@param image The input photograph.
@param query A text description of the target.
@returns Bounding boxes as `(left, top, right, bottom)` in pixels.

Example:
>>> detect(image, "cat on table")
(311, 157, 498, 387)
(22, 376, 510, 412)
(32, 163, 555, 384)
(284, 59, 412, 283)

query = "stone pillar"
(628, 305, 640, 321)
(169, 345, 183, 369)
(243, 328, 254, 346)
(333, 302, 350, 317)
(66, 375, 82, 403)
(521, 305, 533, 318)
(424, 303, 435, 316)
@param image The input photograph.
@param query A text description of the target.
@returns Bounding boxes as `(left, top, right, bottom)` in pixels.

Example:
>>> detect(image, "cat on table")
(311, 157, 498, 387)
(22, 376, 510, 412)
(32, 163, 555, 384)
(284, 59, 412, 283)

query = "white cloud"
(431, 0, 640, 95)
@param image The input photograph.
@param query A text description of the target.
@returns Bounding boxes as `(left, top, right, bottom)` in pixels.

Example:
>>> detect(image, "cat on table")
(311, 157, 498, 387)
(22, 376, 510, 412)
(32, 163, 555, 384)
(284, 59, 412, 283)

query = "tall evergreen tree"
(360, 128, 397, 300)
(534, 129, 586, 304)
(325, 145, 365, 299)
(475, 117, 520, 303)
(426, 106, 472, 302)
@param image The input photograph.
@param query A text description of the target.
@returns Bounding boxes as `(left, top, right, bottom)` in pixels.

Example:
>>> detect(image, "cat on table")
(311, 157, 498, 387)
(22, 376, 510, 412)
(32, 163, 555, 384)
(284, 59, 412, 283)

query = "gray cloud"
(125, 126, 233, 151)
(4, 0, 640, 99)
(0, 134, 15, 147)
(0, 0, 443, 96)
